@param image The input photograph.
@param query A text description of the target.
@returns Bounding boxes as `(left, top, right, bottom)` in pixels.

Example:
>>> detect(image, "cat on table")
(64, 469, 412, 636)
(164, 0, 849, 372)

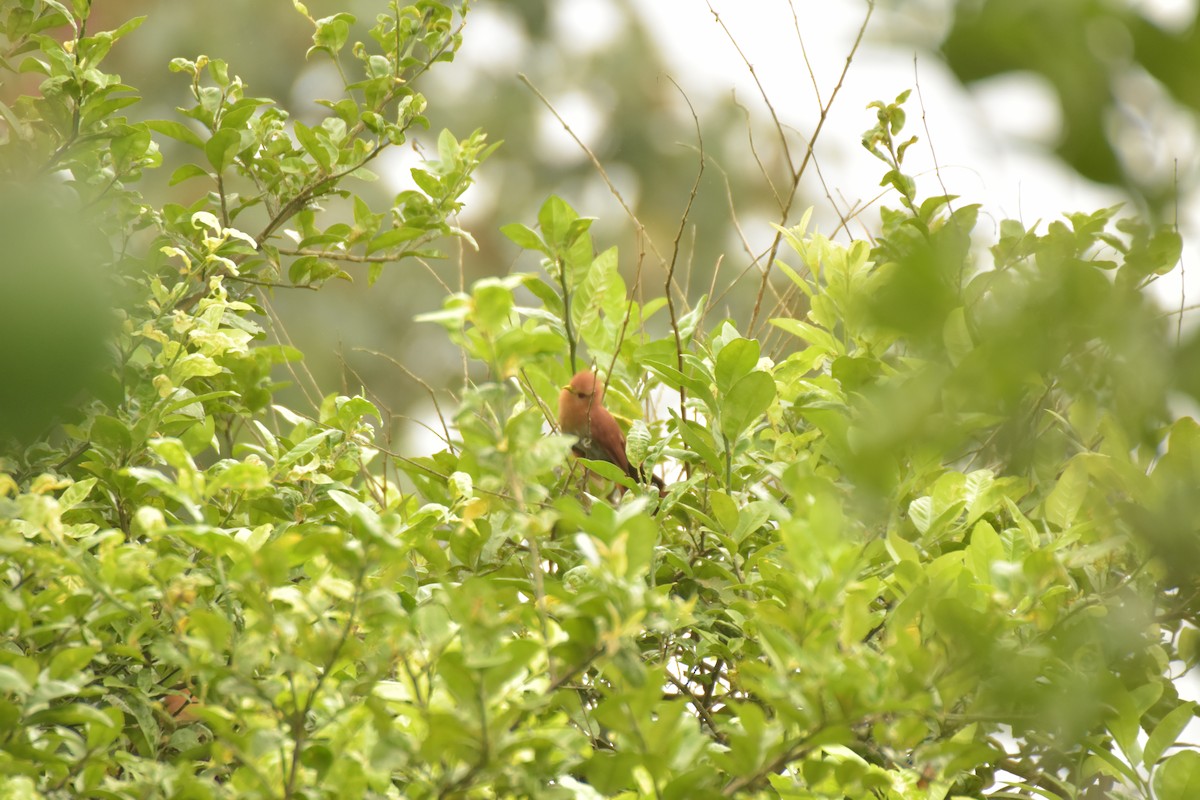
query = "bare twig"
(355, 347, 456, 453)
(260, 295, 323, 412)
(913, 55, 953, 215)
(275, 247, 412, 264)
(225, 274, 319, 290)
(518, 368, 558, 429)
(256, 143, 388, 246)
(664, 77, 706, 431)
(664, 671, 726, 744)
(707, 3, 794, 176)
(743, 1, 876, 336)
(1174, 159, 1184, 345)
(787, 0, 823, 107)
(558, 253, 578, 375)
(519, 74, 659, 260)
(518, 73, 688, 303)
(730, 91, 784, 209)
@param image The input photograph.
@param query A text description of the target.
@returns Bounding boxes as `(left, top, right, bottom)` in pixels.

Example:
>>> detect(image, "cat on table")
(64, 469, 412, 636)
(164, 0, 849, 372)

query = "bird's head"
(565, 370, 604, 403)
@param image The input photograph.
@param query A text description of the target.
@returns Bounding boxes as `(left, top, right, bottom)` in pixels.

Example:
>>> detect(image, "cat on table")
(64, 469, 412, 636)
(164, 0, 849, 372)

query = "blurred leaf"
(1045, 456, 1089, 529)
(1153, 750, 1200, 798)
(1144, 701, 1196, 768)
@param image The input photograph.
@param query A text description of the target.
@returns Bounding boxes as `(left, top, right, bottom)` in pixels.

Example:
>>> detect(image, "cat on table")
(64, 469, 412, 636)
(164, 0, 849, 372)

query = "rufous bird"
(558, 370, 664, 491)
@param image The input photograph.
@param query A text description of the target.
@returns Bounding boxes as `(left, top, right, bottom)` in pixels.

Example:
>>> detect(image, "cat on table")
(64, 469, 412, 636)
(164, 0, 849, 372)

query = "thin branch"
(746, 0, 875, 337)
(913, 55, 953, 215)
(355, 347, 456, 453)
(519, 72, 687, 305)
(730, 91, 784, 209)
(696, 253, 724, 336)
(684, 224, 698, 299)
(558, 254, 578, 375)
(787, 0, 823, 107)
(1162, 302, 1200, 317)
(225, 274, 319, 290)
(518, 368, 558, 429)
(255, 142, 388, 246)
(1174, 159, 1184, 345)
(275, 246, 409, 264)
(260, 295, 323, 411)
(707, 3, 794, 176)
(722, 737, 817, 796)
(216, 171, 231, 228)
(664, 76, 705, 433)
(664, 671, 726, 744)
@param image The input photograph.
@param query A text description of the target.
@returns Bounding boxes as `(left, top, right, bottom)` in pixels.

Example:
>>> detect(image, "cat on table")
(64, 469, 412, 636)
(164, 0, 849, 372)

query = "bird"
(558, 370, 664, 491)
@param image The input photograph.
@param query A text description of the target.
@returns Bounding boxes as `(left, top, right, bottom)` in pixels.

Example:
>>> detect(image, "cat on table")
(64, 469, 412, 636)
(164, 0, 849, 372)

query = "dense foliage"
(1, 2, 1198, 799)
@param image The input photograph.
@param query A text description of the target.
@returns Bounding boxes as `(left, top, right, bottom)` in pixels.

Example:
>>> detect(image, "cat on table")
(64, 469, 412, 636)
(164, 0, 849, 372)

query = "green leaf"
(110, 125, 152, 169)
(908, 496, 933, 534)
(471, 279, 514, 335)
(943, 306, 972, 365)
(886, 527, 922, 567)
(162, 390, 239, 416)
(411, 168, 441, 196)
(500, 222, 547, 253)
(172, 353, 222, 383)
(1144, 701, 1196, 768)
(58, 477, 97, 510)
(1045, 456, 1088, 529)
(437, 127, 459, 165)
(710, 491, 738, 532)
(206, 461, 271, 495)
(169, 162, 209, 185)
(577, 457, 635, 488)
(311, 12, 354, 55)
(367, 226, 424, 254)
(1153, 750, 1200, 799)
(714, 337, 760, 397)
(538, 195, 583, 250)
(676, 416, 723, 476)
(218, 98, 261, 130)
(25, 702, 117, 729)
(719, 370, 775, 442)
(1181, 628, 1200, 671)
(625, 419, 650, 470)
(205, 128, 242, 170)
(1111, 682, 1162, 764)
(731, 501, 772, 544)
(146, 118, 204, 148)
(967, 520, 1004, 582)
(769, 317, 841, 354)
(48, 645, 98, 680)
(91, 415, 132, 451)
(0, 666, 32, 696)
(276, 429, 339, 469)
(294, 120, 331, 170)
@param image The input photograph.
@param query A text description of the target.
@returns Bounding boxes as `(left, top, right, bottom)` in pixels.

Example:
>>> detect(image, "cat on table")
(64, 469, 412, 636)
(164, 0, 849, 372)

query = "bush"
(1, 2, 1196, 798)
